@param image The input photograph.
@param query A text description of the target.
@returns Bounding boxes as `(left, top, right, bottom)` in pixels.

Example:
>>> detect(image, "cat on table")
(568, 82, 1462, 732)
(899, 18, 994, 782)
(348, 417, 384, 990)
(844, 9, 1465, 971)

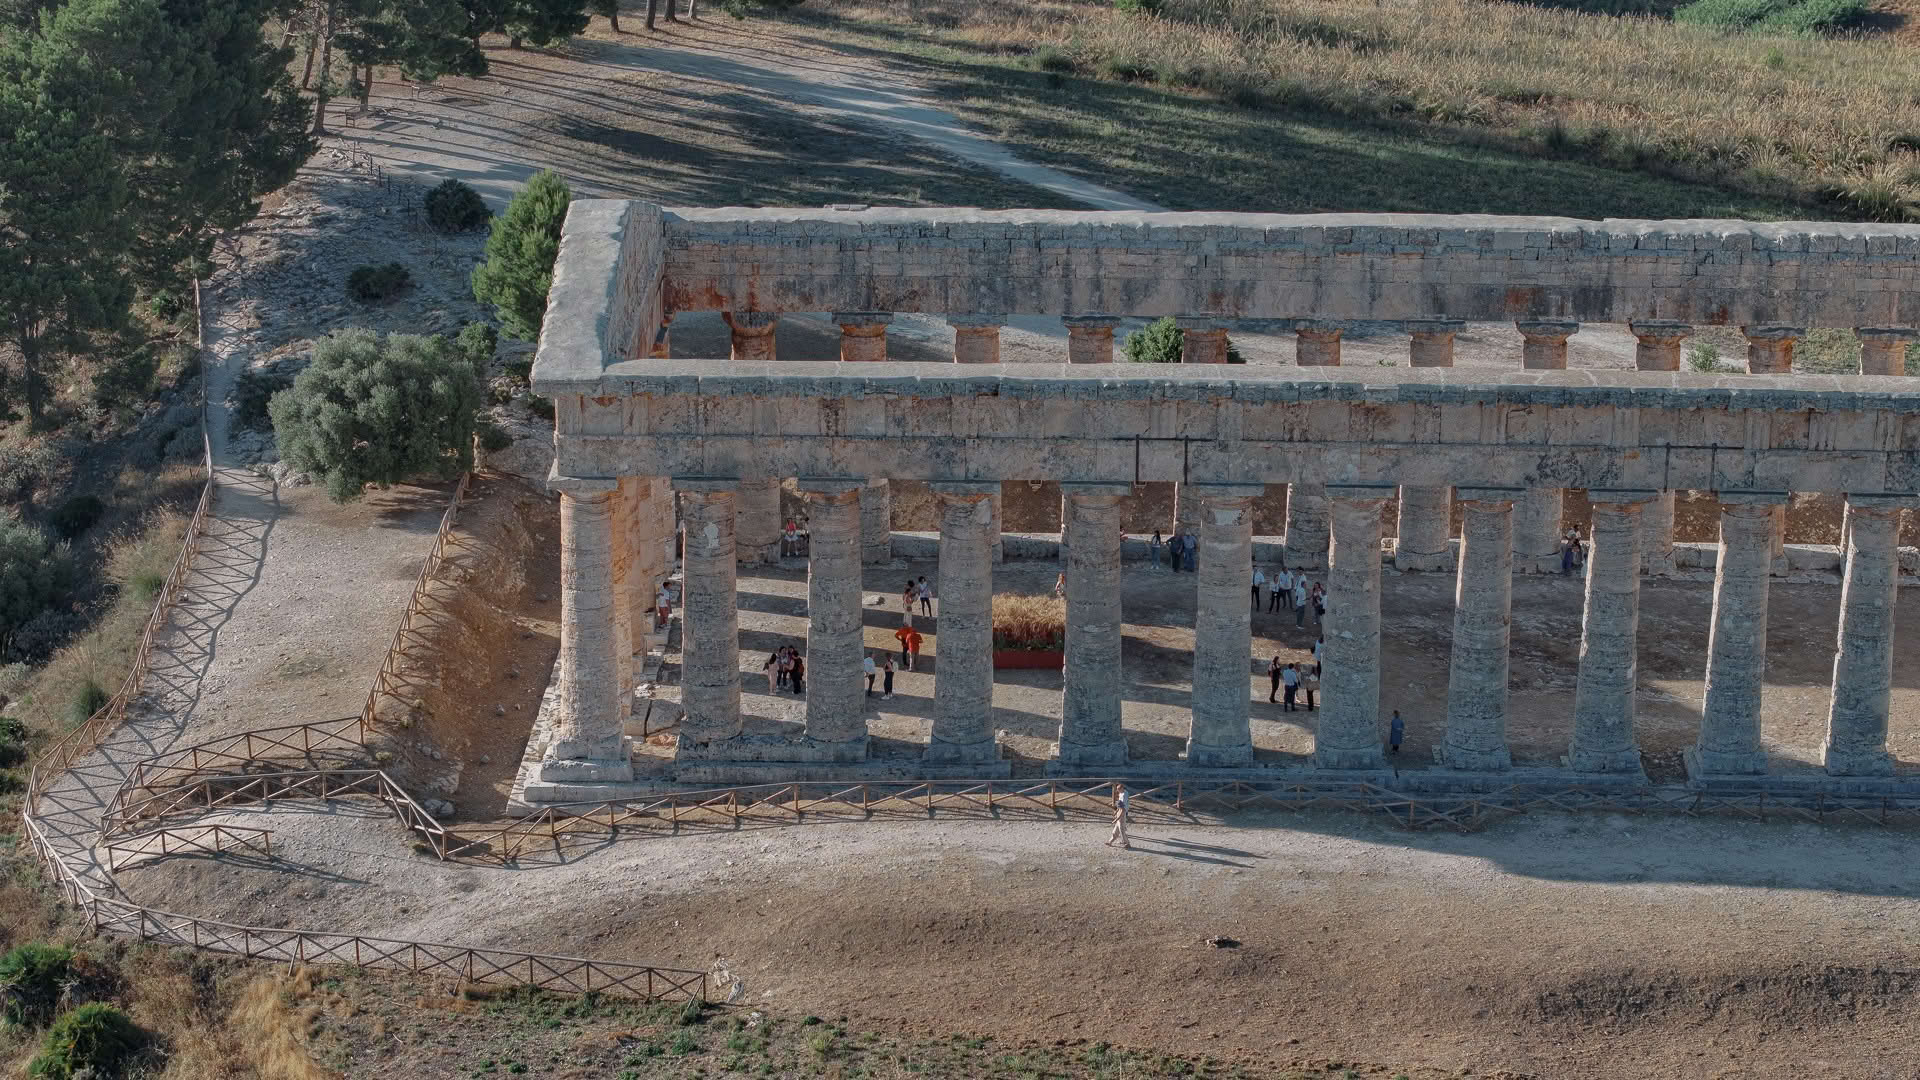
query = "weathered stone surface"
(1188, 488, 1259, 767)
(1063, 315, 1118, 364)
(1630, 320, 1689, 372)
(1859, 327, 1918, 377)
(1824, 498, 1914, 775)
(1568, 494, 1654, 773)
(950, 314, 1004, 364)
(676, 487, 742, 749)
(1060, 487, 1128, 768)
(928, 486, 998, 763)
(1318, 490, 1390, 769)
(1693, 498, 1780, 775)
(1443, 494, 1515, 771)
(543, 481, 632, 781)
(860, 480, 892, 565)
(800, 484, 866, 747)
(1744, 324, 1801, 374)
(1395, 485, 1453, 572)
(735, 479, 781, 565)
(1284, 484, 1329, 570)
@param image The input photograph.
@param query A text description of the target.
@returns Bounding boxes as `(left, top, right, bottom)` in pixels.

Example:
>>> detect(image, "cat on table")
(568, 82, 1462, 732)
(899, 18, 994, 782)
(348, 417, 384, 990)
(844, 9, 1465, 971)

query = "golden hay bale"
(990, 593, 1065, 651)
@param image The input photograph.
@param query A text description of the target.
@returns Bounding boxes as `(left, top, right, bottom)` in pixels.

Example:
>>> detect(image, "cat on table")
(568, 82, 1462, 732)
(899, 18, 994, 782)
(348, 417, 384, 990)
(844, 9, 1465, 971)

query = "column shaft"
(609, 479, 633, 723)
(1284, 484, 1329, 570)
(1188, 493, 1255, 766)
(1692, 500, 1776, 774)
(929, 489, 997, 763)
(1743, 325, 1800, 374)
(860, 481, 891, 565)
(1516, 320, 1576, 575)
(1568, 497, 1648, 773)
(1064, 316, 1118, 364)
(724, 312, 777, 362)
(1395, 485, 1453, 572)
(1179, 319, 1229, 364)
(1630, 322, 1688, 575)
(1317, 494, 1389, 769)
(950, 317, 1006, 561)
(801, 488, 866, 746)
(621, 475, 654, 650)
(544, 485, 632, 780)
(1060, 491, 1127, 767)
(1858, 327, 1917, 377)
(678, 489, 742, 746)
(734, 479, 781, 565)
(1824, 501, 1904, 775)
(1443, 498, 1514, 770)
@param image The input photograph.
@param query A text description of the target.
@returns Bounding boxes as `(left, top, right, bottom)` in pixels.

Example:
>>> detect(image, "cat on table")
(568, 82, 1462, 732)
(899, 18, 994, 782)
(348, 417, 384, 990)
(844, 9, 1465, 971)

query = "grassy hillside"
(797, 0, 1919, 220)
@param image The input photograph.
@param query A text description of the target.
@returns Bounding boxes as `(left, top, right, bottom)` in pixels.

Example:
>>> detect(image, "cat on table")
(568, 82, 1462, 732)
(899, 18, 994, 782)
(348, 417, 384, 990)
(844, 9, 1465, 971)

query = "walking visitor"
(918, 576, 934, 617)
(782, 517, 800, 557)
(789, 652, 805, 696)
(655, 582, 672, 630)
(1252, 565, 1266, 610)
(1313, 636, 1323, 676)
(1301, 666, 1318, 710)
(1311, 582, 1326, 626)
(1270, 568, 1292, 613)
(1268, 655, 1284, 703)
(1183, 532, 1198, 572)
(1282, 662, 1300, 712)
(1167, 530, 1182, 572)
(1150, 530, 1163, 566)
(864, 653, 878, 697)
(1293, 576, 1309, 628)
(1389, 709, 1405, 754)
(882, 656, 895, 700)
(1108, 785, 1130, 849)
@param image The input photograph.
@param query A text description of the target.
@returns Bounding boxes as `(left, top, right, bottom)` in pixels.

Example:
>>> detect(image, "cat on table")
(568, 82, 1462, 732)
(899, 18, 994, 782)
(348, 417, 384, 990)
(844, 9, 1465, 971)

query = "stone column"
(1689, 495, 1782, 776)
(1177, 315, 1229, 364)
(542, 475, 633, 782)
(928, 483, 999, 764)
(1568, 492, 1654, 773)
(834, 313, 895, 565)
(676, 483, 742, 748)
(609, 478, 634, 724)
(797, 481, 867, 750)
(1823, 495, 1912, 776)
(723, 312, 782, 568)
(1398, 318, 1461, 573)
(723, 311, 777, 362)
(835, 311, 892, 363)
(1187, 486, 1261, 767)
(1316, 488, 1391, 769)
(1858, 327, 1917, 376)
(1295, 320, 1342, 366)
(1059, 483, 1130, 768)
(950, 316, 1007, 561)
(1742, 324, 1800, 374)
(622, 476, 657, 649)
(1442, 490, 1517, 771)
(1630, 321, 1690, 576)
(950, 314, 1005, 365)
(1283, 321, 1340, 568)
(1063, 315, 1119, 365)
(1514, 320, 1578, 574)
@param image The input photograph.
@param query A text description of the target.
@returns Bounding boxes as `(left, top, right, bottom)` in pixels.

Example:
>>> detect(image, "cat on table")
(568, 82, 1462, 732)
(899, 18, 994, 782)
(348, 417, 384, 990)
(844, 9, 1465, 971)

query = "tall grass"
(814, 0, 1920, 219)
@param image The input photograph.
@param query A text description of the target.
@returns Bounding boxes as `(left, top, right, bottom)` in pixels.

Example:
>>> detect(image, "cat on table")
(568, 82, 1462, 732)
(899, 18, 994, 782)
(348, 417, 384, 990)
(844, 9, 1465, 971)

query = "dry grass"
(805, 0, 1920, 218)
(991, 593, 1066, 651)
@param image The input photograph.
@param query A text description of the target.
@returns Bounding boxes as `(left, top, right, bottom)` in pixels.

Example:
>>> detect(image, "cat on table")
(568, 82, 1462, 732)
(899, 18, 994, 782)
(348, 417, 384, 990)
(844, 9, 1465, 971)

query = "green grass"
(1674, 0, 1869, 33)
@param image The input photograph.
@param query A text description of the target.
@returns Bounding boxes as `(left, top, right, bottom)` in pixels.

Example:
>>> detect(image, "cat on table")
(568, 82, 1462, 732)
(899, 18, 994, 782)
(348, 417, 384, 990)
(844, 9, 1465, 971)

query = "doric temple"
(523, 203, 1920, 802)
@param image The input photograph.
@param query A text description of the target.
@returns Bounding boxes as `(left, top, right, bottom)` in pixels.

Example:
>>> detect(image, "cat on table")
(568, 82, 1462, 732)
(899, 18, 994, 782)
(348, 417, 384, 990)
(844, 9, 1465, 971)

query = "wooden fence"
(106, 824, 274, 871)
(359, 469, 471, 739)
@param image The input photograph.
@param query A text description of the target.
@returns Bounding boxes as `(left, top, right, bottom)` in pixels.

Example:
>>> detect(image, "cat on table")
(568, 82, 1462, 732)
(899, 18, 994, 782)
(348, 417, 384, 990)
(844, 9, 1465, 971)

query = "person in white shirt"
(655, 583, 672, 629)
(1108, 785, 1130, 848)
(1251, 566, 1266, 610)
(1281, 662, 1300, 711)
(863, 653, 878, 697)
(1292, 577, 1309, 628)
(1270, 568, 1292, 613)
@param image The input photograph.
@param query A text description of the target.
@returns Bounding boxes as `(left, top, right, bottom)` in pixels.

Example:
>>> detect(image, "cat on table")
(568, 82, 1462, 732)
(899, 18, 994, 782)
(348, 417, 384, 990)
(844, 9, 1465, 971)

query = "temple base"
(1683, 746, 1768, 777)
(1566, 745, 1644, 774)
(924, 737, 1002, 765)
(1185, 741, 1256, 768)
(1822, 743, 1895, 777)
(1314, 746, 1388, 770)
(1052, 738, 1130, 771)
(1436, 743, 1512, 772)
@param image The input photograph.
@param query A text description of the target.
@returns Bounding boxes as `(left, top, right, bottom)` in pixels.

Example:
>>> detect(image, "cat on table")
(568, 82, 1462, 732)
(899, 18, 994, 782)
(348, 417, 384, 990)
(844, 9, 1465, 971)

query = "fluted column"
(1824, 496, 1912, 776)
(622, 476, 657, 648)
(1442, 491, 1516, 771)
(1294, 320, 1342, 366)
(1177, 315, 1229, 364)
(950, 314, 1005, 365)
(1630, 321, 1687, 575)
(1187, 486, 1260, 767)
(1316, 488, 1390, 769)
(1742, 324, 1800, 374)
(1568, 492, 1654, 773)
(543, 476, 633, 781)
(1397, 318, 1460, 572)
(676, 484, 743, 749)
(609, 478, 633, 724)
(1514, 319, 1578, 574)
(1690, 495, 1782, 775)
(1060, 483, 1130, 768)
(950, 316, 1006, 561)
(1063, 315, 1119, 365)
(1858, 327, 1917, 376)
(1283, 321, 1339, 568)
(928, 483, 999, 764)
(797, 481, 867, 749)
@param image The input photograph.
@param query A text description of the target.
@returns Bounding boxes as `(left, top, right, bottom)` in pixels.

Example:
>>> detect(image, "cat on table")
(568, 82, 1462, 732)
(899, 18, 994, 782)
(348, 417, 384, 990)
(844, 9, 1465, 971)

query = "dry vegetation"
(991, 592, 1067, 651)
(800, 0, 1920, 219)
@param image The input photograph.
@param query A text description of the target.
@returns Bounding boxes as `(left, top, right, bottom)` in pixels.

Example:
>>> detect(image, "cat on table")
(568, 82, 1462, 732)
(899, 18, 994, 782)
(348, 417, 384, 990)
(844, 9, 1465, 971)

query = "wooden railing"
(106, 824, 274, 871)
(359, 469, 471, 739)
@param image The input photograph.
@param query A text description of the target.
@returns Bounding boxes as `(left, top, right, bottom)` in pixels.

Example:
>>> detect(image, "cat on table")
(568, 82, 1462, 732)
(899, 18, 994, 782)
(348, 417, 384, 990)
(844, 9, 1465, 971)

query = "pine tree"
(470, 169, 571, 341)
(589, 0, 619, 31)
(501, 0, 587, 48)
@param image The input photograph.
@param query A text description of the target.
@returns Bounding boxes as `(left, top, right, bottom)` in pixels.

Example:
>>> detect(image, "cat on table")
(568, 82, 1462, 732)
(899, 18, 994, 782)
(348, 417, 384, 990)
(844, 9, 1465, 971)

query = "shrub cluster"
(425, 178, 491, 233)
(346, 262, 413, 303)
(1, 943, 73, 1027)
(47, 495, 104, 540)
(29, 1001, 147, 1079)
(0, 518, 75, 654)
(1673, 0, 1867, 33)
(1122, 316, 1247, 363)
(229, 367, 294, 433)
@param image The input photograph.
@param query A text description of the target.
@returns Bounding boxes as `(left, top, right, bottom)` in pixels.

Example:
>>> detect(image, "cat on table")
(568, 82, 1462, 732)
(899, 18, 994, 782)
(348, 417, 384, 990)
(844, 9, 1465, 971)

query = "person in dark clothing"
(790, 654, 805, 696)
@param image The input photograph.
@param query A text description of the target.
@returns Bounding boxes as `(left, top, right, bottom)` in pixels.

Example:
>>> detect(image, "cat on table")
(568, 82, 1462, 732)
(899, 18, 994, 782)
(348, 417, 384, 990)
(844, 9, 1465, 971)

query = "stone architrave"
(1397, 318, 1461, 572)
(1690, 494, 1784, 776)
(1514, 320, 1579, 574)
(950, 314, 1006, 365)
(1187, 486, 1261, 767)
(797, 481, 867, 748)
(542, 473, 633, 782)
(1630, 321, 1690, 575)
(1059, 483, 1130, 768)
(1063, 315, 1119, 365)
(928, 483, 1000, 764)
(1857, 327, 1917, 376)
(1824, 495, 1914, 776)
(1316, 488, 1391, 769)
(1568, 491, 1655, 773)
(676, 483, 743, 749)
(1442, 490, 1517, 771)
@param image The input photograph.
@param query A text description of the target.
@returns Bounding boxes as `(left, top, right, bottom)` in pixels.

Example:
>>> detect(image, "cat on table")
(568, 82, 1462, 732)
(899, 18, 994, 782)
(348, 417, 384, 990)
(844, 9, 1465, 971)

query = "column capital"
(547, 467, 619, 496)
(1455, 485, 1524, 505)
(722, 311, 778, 332)
(832, 311, 893, 329)
(1402, 317, 1465, 336)
(1294, 318, 1344, 337)
(1628, 319, 1692, 342)
(1586, 488, 1660, 507)
(795, 477, 864, 497)
(1061, 314, 1121, 329)
(1060, 481, 1134, 497)
(947, 313, 1007, 328)
(1327, 484, 1397, 504)
(1857, 326, 1918, 344)
(1844, 492, 1920, 511)
(1740, 323, 1803, 341)
(1714, 490, 1791, 506)
(1515, 319, 1579, 341)
(1187, 482, 1266, 500)
(671, 477, 741, 493)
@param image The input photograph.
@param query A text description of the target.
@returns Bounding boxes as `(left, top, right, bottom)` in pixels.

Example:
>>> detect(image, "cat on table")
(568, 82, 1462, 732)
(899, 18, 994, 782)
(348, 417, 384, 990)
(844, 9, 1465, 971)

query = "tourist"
(1252, 565, 1266, 610)
(1388, 709, 1405, 755)
(1300, 665, 1318, 711)
(1268, 655, 1284, 703)
(1183, 532, 1198, 572)
(1292, 575, 1308, 628)
(655, 582, 672, 630)
(1313, 636, 1323, 677)
(1571, 537, 1586, 576)
(1167, 531, 1182, 572)
(764, 651, 780, 693)
(1281, 662, 1299, 712)
(1150, 529, 1164, 566)
(895, 622, 913, 668)
(882, 656, 895, 700)
(1055, 571, 1066, 598)
(1311, 582, 1326, 627)
(782, 517, 800, 557)
(790, 652, 805, 696)
(1107, 784, 1130, 849)
(1270, 567, 1291, 613)
(1561, 536, 1576, 576)
(918, 576, 934, 617)
(902, 580, 917, 618)
(864, 653, 878, 697)
(907, 626, 924, 671)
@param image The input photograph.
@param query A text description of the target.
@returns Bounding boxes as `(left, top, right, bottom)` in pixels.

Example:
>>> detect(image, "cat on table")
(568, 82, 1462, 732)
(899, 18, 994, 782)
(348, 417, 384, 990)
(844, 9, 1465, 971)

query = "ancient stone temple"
(523, 204, 1920, 802)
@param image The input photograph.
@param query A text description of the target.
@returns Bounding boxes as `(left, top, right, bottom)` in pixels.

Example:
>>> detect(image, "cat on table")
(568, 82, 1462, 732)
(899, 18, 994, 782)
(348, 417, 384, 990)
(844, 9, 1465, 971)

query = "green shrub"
(46, 496, 104, 540)
(0, 445, 60, 504)
(230, 367, 294, 433)
(0, 714, 25, 768)
(29, 1002, 146, 1079)
(476, 418, 514, 453)
(0, 520, 74, 646)
(1686, 342, 1727, 372)
(524, 394, 555, 421)
(1907, 342, 1920, 376)
(346, 262, 413, 303)
(1030, 45, 1076, 73)
(425, 178, 491, 233)
(92, 346, 161, 412)
(67, 680, 110, 727)
(456, 322, 499, 368)
(1, 944, 72, 1027)
(1101, 55, 1155, 81)
(146, 289, 184, 323)
(269, 328, 483, 503)
(1673, 0, 1866, 31)
(471, 171, 571, 341)
(1112, 0, 1162, 13)
(1122, 317, 1247, 364)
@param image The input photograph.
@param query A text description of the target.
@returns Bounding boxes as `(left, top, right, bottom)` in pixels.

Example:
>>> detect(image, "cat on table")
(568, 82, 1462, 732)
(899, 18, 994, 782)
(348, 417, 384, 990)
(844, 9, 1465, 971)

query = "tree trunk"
(359, 61, 372, 106)
(301, 31, 318, 88)
(311, 0, 336, 135)
(686, 0, 696, 19)
(609, 10, 620, 31)
(645, 0, 657, 29)
(509, 34, 522, 47)
(664, 0, 676, 23)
